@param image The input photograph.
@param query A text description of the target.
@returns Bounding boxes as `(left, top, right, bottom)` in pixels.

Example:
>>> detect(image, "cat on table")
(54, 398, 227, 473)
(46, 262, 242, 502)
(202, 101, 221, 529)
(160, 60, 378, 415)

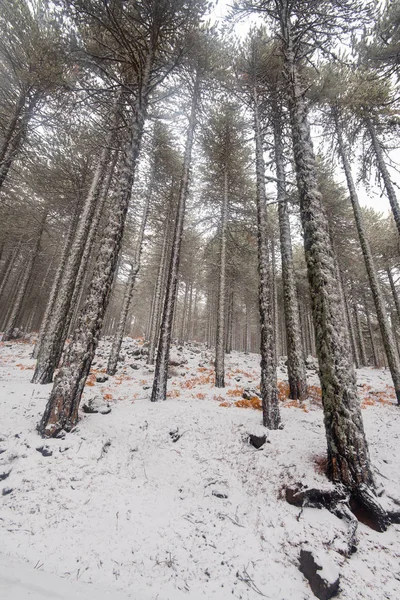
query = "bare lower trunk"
(365, 300, 379, 368)
(147, 214, 171, 365)
(283, 33, 374, 489)
(0, 242, 21, 299)
(273, 103, 307, 400)
(151, 71, 200, 402)
(215, 168, 229, 388)
(33, 204, 81, 359)
(334, 107, 400, 404)
(366, 116, 400, 238)
(253, 86, 281, 429)
(3, 214, 46, 341)
(32, 99, 120, 384)
(38, 89, 148, 437)
(107, 180, 151, 375)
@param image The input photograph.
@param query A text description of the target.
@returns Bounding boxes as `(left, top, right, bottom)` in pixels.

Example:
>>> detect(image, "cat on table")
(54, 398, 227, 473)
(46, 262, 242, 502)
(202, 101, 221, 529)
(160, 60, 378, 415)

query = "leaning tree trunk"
(0, 242, 21, 300)
(283, 33, 376, 494)
(33, 202, 81, 359)
(3, 213, 47, 341)
(38, 81, 150, 438)
(365, 116, 400, 238)
(334, 107, 400, 404)
(32, 98, 120, 384)
(387, 267, 400, 322)
(106, 180, 152, 375)
(0, 92, 39, 191)
(252, 86, 281, 429)
(272, 100, 307, 400)
(147, 211, 172, 365)
(151, 71, 200, 403)
(215, 168, 229, 388)
(57, 148, 120, 365)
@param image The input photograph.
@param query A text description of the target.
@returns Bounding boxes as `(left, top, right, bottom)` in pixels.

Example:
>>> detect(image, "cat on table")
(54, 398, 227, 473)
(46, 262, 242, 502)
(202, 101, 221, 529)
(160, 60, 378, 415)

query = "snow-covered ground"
(1, 337, 399, 599)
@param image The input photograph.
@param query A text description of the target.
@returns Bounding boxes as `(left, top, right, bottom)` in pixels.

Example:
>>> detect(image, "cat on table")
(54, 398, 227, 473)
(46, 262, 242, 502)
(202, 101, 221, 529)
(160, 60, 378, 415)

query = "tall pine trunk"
(282, 30, 375, 492)
(38, 77, 151, 437)
(32, 98, 120, 384)
(147, 212, 171, 365)
(272, 100, 307, 400)
(3, 213, 47, 341)
(253, 86, 281, 429)
(365, 116, 400, 237)
(334, 107, 400, 404)
(106, 180, 151, 375)
(151, 71, 200, 402)
(215, 168, 229, 388)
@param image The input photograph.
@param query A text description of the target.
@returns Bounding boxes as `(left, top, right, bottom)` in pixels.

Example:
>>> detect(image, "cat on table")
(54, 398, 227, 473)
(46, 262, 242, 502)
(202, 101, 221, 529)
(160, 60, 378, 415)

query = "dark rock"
(96, 375, 109, 383)
(130, 364, 140, 370)
(299, 547, 339, 600)
(169, 429, 181, 443)
(212, 490, 228, 499)
(143, 385, 150, 390)
(36, 445, 53, 457)
(0, 470, 11, 481)
(242, 387, 261, 401)
(249, 434, 267, 449)
(2, 487, 13, 496)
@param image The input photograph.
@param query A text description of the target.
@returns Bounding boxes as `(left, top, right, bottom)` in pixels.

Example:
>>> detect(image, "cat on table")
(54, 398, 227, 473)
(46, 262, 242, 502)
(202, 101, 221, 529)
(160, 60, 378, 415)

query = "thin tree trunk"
(273, 103, 307, 399)
(106, 180, 151, 375)
(253, 86, 281, 429)
(334, 107, 400, 403)
(365, 116, 400, 237)
(33, 204, 81, 359)
(215, 168, 229, 388)
(38, 76, 150, 437)
(364, 299, 379, 368)
(151, 70, 200, 402)
(283, 29, 375, 491)
(179, 281, 189, 345)
(0, 92, 39, 191)
(3, 213, 46, 341)
(32, 100, 120, 384)
(0, 242, 21, 299)
(354, 302, 368, 366)
(147, 214, 171, 365)
(387, 267, 400, 322)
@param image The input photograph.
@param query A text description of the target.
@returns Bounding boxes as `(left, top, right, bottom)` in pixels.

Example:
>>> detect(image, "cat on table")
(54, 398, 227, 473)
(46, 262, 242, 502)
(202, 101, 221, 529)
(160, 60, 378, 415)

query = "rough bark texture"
(147, 212, 171, 365)
(366, 116, 400, 238)
(38, 82, 149, 437)
(0, 92, 39, 191)
(151, 71, 200, 403)
(283, 31, 374, 489)
(253, 86, 281, 429)
(3, 213, 46, 341)
(107, 180, 151, 375)
(334, 107, 400, 404)
(215, 168, 229, 388)
(33, 203, 81, 359)
(32, 99, 120, 384)
(0, 242, 21, 300)
(273, 101, 307, 400)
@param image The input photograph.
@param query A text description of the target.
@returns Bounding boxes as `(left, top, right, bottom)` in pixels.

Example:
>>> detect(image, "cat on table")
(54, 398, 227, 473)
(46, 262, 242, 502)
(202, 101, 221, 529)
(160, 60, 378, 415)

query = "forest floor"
(0, 337, 400, 600)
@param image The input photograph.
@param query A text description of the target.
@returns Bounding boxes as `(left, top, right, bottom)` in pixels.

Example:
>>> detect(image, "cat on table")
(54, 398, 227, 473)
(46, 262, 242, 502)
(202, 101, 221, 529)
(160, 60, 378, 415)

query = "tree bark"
(282, 27, 374, 489)
(151, 70, 200, 403)
(32, 97, 121, 384)
(365, 116, 400, 238)
(215, 168, 229, 388)
(387, 267, 400, 322)
(334, 107, 400, 403)
(3, 213, 47, 341)
(273, 101, 307, 400)
(38, 79, 150, 437)
(0, 242, 21, 300)
(253, 85, 281, 429)
(106, 179, 151, 375)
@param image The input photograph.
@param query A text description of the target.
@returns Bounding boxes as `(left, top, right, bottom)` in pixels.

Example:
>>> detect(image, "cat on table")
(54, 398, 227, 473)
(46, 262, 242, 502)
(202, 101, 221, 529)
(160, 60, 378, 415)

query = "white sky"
(206, 1, 396, 215)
